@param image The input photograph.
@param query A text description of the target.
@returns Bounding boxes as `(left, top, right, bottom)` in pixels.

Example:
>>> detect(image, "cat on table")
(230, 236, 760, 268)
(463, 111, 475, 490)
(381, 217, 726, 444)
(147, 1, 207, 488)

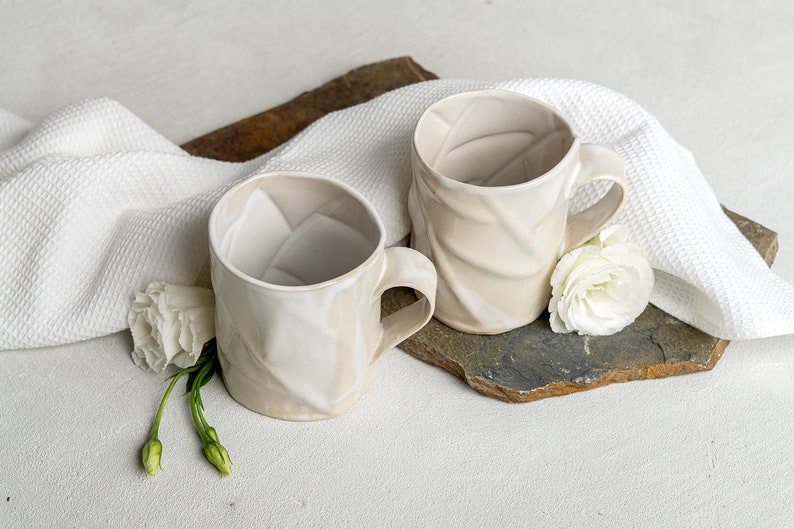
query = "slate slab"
(182, 56, 779, 403)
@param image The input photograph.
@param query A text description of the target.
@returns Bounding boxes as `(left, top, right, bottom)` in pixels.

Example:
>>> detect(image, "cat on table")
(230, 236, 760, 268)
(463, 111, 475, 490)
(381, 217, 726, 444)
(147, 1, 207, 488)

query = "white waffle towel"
(2, 78, 793, 349)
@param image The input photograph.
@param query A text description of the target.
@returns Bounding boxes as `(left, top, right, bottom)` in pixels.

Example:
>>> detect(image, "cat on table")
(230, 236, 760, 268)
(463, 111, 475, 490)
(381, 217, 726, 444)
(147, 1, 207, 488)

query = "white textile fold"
(1, 78, 793, 349)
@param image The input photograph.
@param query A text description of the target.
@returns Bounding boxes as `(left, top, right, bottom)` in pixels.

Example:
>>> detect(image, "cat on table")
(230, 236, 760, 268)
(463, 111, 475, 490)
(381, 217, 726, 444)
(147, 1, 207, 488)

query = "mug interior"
(210, 174, 381, 287)
(414, 90, 574, 187)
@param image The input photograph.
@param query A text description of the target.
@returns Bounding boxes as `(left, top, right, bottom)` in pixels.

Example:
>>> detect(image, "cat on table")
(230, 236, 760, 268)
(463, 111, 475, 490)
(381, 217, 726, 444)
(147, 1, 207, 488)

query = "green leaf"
(186, 368, 200, 394)
(187, 356, 216, 394)
(201, 360, 216, 387)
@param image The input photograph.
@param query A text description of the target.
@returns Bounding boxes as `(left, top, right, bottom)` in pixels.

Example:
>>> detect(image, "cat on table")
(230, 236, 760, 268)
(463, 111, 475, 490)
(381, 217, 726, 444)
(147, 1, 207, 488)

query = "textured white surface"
(2, 77, 791, 347)
(2, 1, 793, 528)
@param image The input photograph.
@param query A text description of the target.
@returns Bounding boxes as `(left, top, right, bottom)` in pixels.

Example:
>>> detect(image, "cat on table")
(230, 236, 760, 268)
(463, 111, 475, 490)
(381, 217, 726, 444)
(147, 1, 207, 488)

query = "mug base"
(430, 305, 539, 335)
(217, 349, 381, 421)
(434, 315, 525, 335)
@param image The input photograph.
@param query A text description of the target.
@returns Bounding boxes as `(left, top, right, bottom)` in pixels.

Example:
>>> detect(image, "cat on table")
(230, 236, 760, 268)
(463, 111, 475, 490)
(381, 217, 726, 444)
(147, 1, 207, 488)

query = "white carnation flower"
(549, 225, 654, 336)
(128, 281, 216, 372)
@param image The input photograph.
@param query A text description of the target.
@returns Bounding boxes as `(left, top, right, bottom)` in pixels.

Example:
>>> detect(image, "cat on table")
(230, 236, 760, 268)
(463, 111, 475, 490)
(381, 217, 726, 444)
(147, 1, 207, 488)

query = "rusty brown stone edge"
(400, 326, 729, 403)
(467, 340, 730, 403)
(181, 57, 438, 162)
(400, 207, 778, 403)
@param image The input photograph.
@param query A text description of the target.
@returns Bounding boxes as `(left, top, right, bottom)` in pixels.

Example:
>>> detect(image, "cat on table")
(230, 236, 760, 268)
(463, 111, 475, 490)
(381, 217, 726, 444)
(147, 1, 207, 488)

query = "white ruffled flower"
(128, 281, 216, 372)
(549, 225, 654, 336)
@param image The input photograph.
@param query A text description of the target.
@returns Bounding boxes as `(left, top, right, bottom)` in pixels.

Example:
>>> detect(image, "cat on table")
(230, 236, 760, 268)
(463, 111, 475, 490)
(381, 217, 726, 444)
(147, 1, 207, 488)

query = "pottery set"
(208, 89, 626, 421)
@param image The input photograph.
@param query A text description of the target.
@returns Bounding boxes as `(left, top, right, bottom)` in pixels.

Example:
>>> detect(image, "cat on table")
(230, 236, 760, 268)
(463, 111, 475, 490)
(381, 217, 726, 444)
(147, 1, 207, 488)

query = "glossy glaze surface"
(409, 90, 626, 334)
(209, 172, 437, 420)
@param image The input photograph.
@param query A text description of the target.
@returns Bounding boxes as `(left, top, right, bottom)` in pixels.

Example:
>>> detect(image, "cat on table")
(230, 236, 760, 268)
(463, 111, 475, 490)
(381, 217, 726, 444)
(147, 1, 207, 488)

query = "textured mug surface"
(408, 89, 626, 334)
(209, 171, 437, 421)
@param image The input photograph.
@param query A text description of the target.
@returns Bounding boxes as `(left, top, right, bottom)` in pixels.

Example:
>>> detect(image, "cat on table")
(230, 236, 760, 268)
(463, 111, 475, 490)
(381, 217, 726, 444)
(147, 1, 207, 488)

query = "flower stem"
(150, 364, 200, 439)
(189, 359, 214, 444)
(150, 370, 184, 440)
(187, 349, 232, 476)
(141, 339, 224, 478)
(142, 357, 206, 476)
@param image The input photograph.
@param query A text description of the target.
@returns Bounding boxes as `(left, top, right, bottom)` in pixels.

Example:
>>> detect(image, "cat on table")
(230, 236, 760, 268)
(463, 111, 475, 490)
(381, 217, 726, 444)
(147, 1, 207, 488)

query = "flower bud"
(204, 440, 232, 476)
(205, 426, 219, 443)
(141, 438, 162, 477)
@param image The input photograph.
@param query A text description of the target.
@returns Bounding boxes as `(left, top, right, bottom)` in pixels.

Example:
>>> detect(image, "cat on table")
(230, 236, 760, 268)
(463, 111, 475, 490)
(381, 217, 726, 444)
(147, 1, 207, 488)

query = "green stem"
(196, 391, 211, 432)
(195, 370, 211, 431)
(149, 357, 207, 440)
(189, 359, 215, 444)
(150, 371, 184, 440)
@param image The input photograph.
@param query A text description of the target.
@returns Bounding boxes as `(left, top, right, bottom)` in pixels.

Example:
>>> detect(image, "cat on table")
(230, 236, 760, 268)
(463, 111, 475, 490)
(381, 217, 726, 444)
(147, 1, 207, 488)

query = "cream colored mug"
(408, 89, 626, 334)
(209, 171, 437, 421)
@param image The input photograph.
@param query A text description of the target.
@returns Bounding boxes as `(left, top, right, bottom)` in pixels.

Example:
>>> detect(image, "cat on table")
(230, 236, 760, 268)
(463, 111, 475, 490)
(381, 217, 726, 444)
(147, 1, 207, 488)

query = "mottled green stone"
(383, 209, 778, 402)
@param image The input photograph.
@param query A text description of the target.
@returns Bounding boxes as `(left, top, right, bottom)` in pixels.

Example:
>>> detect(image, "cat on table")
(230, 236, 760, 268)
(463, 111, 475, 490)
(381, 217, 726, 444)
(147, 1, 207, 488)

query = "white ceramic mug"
(209, 171, 437, 421)
(408, 89, 626, 334)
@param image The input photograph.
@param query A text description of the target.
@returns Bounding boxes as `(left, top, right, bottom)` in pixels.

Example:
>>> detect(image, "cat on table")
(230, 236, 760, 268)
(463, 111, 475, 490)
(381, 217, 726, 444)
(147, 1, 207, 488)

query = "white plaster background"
(1, 1, 792, 527)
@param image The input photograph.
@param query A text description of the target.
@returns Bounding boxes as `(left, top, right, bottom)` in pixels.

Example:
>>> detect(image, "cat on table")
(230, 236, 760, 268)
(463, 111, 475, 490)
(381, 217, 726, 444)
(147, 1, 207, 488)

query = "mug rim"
(208, 170, 386, 292)
(412, 88, 581, 194)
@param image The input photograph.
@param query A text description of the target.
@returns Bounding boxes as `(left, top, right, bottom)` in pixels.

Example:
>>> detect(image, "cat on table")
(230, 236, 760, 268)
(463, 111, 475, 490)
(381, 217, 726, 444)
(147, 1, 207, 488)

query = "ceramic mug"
(408, 89, 627, 334)
(209, 171, 437, 421)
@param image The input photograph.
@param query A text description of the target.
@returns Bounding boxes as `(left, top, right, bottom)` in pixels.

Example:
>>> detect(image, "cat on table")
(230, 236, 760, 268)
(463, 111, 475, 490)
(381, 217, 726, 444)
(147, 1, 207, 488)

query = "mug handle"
(562, 143, 628, 253)
(371, 247, 437, 361)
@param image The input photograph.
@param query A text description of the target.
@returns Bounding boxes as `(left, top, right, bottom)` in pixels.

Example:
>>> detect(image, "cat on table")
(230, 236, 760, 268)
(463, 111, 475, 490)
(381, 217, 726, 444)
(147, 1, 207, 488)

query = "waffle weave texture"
(1, 79, 792, 349)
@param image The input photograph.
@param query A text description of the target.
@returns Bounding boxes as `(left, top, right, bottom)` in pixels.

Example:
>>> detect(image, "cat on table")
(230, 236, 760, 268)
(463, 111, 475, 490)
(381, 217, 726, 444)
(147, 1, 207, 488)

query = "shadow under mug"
(208, 171, 437, 421)
(408, 89, 627, 334)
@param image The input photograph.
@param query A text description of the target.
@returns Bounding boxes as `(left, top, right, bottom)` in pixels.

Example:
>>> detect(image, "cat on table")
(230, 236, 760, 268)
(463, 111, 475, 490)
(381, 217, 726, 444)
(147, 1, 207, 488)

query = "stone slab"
(182, 57, 779, 403)
(181, 57, 437, 161)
